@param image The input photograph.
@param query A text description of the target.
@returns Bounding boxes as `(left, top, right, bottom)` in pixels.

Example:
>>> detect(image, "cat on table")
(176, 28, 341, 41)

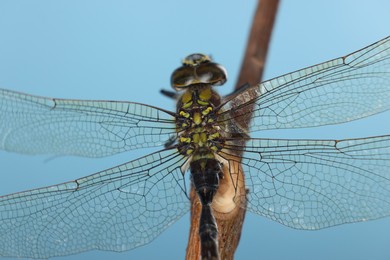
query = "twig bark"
(186, 0, 279, 259)
(236, 0, 279, 90)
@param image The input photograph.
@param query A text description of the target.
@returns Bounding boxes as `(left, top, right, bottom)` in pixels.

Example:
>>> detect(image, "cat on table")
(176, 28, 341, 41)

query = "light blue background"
(1, 1, 390, 259)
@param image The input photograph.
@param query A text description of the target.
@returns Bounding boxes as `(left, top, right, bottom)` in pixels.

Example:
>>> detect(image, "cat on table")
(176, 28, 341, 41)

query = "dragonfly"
(0, 36, 390, 259)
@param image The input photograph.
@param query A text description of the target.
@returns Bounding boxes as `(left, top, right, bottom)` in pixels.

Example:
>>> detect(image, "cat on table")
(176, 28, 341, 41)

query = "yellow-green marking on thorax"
(176, 87, 223, 156)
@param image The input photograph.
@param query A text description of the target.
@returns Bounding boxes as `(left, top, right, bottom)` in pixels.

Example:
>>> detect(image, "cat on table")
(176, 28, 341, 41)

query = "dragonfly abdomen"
(199, 205, 219, 260)
(190, 156, 222, 260)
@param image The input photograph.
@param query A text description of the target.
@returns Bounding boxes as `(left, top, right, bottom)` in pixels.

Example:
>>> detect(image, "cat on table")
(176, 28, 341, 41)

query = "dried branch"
(236, 0, 279, 90)
(186, 0, 279, 259)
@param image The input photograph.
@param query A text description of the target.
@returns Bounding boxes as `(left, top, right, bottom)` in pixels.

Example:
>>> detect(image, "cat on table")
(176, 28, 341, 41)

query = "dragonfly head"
(171, 53, 227, 90)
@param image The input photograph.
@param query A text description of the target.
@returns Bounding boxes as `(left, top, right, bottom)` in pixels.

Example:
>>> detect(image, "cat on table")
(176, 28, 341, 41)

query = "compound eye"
(171, 58, 228, 89)
(182, 54, 211, 67)
(171, 66, 197, 89)
(196, 63, 227, 86)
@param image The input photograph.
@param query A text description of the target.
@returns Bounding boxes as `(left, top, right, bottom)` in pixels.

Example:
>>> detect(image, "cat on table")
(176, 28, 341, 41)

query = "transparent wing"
(0, 88, 176, 157)
(0, 149, 189, 258)
(222, 135, 390, 229)
(219, 36, 390, 132)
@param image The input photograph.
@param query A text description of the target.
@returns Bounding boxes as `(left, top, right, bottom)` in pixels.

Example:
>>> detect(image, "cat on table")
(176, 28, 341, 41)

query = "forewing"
(0, 88, 176, 157)
(0, 149, 189, 258)
(219, 36, 390, 132)
(222, 136, 390, 229)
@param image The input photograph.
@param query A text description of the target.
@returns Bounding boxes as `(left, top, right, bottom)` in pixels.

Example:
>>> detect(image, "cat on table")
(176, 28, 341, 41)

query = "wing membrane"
(0, 148, 189, 258)
(222, 135, 390, 229)
(0, 88, 176, 157)
(219, 36, 390, 132)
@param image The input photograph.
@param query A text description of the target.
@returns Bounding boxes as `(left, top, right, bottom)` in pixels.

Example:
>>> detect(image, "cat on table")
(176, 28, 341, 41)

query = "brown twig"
(186, 0, 279, 259)
(236, 0, 279, 90)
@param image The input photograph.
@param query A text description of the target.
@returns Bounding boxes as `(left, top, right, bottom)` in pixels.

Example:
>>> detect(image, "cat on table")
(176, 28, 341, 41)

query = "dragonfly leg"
(160, 89, 178, 99)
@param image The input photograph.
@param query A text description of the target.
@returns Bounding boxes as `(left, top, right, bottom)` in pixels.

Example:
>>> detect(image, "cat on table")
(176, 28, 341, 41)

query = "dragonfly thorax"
(176, 86, 224, 157)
